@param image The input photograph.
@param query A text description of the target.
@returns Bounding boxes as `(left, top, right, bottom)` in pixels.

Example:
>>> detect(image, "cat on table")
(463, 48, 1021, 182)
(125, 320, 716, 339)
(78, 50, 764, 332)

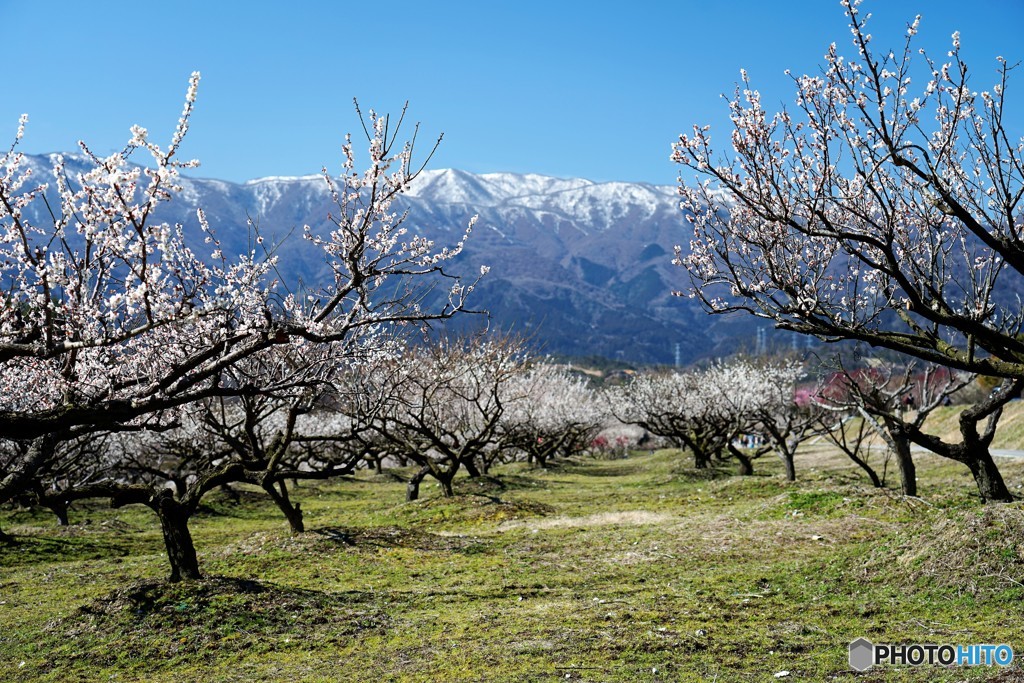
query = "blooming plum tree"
(673, 1, 1023, 499)
(497, 364, 607, 469)
(674, 1, 1024, 379)
(370, 336, 529, 501)
(609, 359, 802, 475)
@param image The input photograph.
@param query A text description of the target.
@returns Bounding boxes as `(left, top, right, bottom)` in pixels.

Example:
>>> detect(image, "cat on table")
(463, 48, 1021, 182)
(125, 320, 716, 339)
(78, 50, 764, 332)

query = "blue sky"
(2, 1, 1022, 185)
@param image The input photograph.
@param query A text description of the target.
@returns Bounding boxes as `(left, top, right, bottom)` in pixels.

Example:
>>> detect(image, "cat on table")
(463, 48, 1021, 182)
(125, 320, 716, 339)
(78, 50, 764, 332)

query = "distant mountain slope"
(14, 155, 754, 364)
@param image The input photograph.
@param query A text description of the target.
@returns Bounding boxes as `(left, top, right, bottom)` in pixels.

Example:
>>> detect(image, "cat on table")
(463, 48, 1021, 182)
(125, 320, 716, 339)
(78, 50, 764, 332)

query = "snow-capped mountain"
(12, 155, 740, 364)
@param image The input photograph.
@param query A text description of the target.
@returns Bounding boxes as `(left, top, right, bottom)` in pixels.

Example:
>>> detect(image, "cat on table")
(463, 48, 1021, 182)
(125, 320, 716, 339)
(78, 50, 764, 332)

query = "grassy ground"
(2, 445, 1024, 682)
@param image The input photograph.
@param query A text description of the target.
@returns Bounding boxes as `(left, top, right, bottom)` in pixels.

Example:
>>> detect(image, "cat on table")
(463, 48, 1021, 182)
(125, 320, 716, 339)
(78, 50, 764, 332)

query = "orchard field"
(3, 1, 1024, 680)
(3, 436, 1024, 682)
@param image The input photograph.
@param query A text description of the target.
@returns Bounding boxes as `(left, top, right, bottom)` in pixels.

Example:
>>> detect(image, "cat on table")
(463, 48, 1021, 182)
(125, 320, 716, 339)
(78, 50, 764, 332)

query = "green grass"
(2, 448, 1024, 681)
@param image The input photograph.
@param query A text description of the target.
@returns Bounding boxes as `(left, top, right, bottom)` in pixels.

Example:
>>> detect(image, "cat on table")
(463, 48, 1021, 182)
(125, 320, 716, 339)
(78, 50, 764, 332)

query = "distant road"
(855, 443, 1024, 460)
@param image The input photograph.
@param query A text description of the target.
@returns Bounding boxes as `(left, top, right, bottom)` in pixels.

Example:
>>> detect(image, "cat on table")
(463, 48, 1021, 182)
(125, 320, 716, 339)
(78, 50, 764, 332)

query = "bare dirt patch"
(499, 509, 678, 532)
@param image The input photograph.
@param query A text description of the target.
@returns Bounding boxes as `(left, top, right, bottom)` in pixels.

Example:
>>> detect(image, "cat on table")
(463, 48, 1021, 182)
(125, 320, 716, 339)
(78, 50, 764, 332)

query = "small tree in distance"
(609, 358, 805, 477)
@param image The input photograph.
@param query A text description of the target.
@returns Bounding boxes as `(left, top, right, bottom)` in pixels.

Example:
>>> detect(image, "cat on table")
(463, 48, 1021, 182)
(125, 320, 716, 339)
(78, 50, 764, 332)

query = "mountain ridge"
(12, 155, 754, 364)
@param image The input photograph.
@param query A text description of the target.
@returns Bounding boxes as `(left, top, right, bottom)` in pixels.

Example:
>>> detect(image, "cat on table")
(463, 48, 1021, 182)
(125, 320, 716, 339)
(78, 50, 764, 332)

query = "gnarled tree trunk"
(152, 493, 201, 582)
(964, 449, 1012, 503)
(406, 465, 430, 502)
(264, 480, 304, 533)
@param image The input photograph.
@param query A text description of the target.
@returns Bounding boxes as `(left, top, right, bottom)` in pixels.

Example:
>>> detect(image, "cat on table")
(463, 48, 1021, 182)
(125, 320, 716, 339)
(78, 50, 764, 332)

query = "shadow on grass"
(389, 493, 556, 528)
(558, 461, 643, 478)
(311, 525, 484, 553)
(669, 464, 738, 481)
(0, 531, 137, 567)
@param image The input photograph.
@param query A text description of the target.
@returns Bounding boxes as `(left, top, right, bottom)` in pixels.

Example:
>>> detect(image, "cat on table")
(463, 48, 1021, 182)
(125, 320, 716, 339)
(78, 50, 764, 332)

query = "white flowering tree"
(608, 371, 717, 468)
(35, 340, 395, 581)
(0, 76, 481, 577)
(497, 364, 607, 469)
(610, 360, 801, 475)
(369, 336, 528, 501)
(718, 360, 814, 480)
(672, 0, 1022, 498)
(0, 77, 477, 432)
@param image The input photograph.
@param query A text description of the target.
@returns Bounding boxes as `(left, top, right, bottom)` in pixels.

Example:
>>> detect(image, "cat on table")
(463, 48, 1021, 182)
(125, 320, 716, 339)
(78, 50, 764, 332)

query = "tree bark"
(461, 456, 481, 478)
(728, 444, 753, 476)
(780, 453, 796, 482)
(891, 436, 917, 497)
(46, 498, 70, 526)
(264, 480, 304, 533)
(153, 494, 201, 582)
(33, 485, 70, 525)
(437, 470, 456, 498)
(406, 466, 430, 502)
(965, 450, 1013, 503)
(0, 435, 55, 507)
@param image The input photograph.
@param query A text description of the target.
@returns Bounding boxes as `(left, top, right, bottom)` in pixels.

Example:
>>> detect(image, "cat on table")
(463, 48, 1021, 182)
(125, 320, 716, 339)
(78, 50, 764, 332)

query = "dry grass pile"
(870, 504, 1024, 596)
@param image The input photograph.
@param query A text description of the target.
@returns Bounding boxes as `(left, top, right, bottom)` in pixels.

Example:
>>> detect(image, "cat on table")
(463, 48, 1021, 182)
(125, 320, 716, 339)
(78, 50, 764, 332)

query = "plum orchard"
(0, 74, 481, 578)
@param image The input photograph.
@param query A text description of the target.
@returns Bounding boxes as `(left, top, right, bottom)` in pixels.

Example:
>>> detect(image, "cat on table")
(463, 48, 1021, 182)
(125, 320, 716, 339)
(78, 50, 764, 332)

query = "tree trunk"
(780, 453, 796, 482)
(264, 480, 304, 533)
(692, 449, 710, 469)
(892, 437, 917, 497)
(407, 466, 430, 502)
(0, 435, 55, 508)
(437, 471, 456, 498)
(728, 445, 753, 476)
(965, 451, 1013, 503)
(153, 495, 201, 582)
(48, 499, 70, 526)
(462, 456, 481, 478)
(902, 395, 1015, 503)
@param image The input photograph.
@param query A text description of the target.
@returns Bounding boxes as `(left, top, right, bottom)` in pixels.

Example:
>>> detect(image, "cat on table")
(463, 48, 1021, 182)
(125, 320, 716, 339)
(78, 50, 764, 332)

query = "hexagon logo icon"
(849, 638, 874, 671)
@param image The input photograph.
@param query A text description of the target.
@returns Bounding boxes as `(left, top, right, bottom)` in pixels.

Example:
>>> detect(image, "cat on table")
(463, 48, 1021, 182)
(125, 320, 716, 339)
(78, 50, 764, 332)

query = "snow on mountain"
(476, 172, 594, 199)
(404, 169, 500, 206)
(404, 169, 679, 234)
(504, 181, 678, 232)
